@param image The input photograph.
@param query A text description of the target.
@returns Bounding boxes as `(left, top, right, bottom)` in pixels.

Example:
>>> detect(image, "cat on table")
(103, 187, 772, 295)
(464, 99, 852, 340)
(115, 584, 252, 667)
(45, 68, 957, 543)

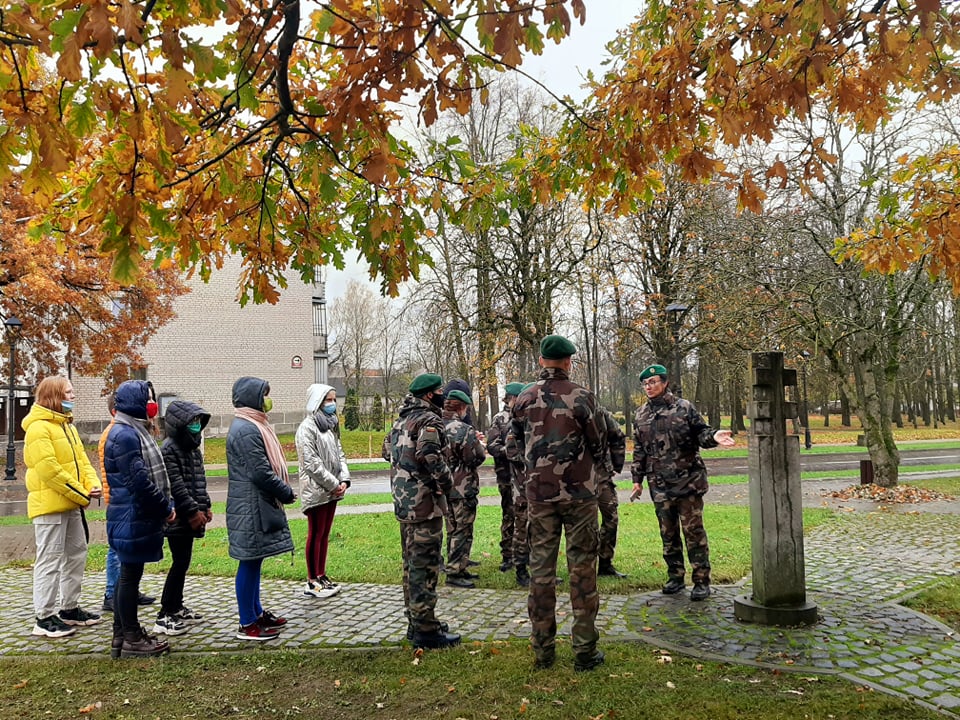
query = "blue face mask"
(187, 421, 202, 434)
(321, 402, 337, 415)
(61, 401, 75, 413)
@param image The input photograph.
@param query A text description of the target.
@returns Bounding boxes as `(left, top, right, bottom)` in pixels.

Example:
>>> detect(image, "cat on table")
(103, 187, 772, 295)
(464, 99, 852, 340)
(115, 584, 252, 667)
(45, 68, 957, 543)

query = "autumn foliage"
(0, 178, 185, 385)
(0, 0, 585, 301)
(563, 0, 960, 286)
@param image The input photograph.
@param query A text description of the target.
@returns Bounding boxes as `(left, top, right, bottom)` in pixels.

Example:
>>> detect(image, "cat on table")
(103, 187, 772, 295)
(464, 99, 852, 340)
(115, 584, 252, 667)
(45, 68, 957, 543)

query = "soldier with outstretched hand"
(632, 364, 735, 602)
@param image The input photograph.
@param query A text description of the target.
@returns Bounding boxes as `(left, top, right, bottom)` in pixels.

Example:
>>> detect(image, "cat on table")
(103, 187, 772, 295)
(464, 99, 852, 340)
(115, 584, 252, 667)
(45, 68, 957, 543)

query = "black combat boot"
(574, 649, 605, 672)
(690, 583, 711, 601)
(662, 577, 686, 595)
(516, 564, 530, 587)
(598, 559, 627, 578)
(412, 628, 461, 650)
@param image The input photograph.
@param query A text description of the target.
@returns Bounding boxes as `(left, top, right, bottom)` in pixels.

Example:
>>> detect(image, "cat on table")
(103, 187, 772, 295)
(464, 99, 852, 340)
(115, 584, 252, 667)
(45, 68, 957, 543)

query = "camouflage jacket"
(441, 411, 487, 500)
(485, 407, 513, 485)
(631, 390, 718, 502)
(599, 407, 626, 482)
(383, 394, 451, 522)
(510, 367, 605, 503)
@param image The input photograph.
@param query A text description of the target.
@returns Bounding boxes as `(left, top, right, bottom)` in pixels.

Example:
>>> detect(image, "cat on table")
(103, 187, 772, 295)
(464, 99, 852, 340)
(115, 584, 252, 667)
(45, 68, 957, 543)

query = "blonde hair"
(35, 376, 71, 411)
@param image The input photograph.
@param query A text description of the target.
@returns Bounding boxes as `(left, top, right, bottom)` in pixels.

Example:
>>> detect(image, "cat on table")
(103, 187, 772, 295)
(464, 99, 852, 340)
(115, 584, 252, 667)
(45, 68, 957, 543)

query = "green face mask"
(187, 420, 202, 434)
(262, 397, 273, 413)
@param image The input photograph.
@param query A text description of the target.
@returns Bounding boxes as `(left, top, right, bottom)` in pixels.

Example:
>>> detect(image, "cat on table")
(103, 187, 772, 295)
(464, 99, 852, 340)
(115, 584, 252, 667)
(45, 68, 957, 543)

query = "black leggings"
(160, 535, 195, 615)
(113, 562, 144, 635)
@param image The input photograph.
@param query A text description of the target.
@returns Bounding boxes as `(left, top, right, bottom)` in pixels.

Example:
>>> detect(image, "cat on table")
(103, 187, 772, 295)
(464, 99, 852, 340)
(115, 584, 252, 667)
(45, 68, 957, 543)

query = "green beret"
(522, 382, 536, 392)
(639, 364, 668, 381)
(540, 334, 577, 359)
(504, 382, 526, 397)
(447, 389, 472, 405)
(409, 373, 443, 396)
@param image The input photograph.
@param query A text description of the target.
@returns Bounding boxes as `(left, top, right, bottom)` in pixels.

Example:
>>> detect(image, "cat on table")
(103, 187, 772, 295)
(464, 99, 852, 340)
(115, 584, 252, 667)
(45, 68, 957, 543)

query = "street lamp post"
(4, 316, 22, 482)
(800, 350, 812, 450)
(665, 303, 689, 397)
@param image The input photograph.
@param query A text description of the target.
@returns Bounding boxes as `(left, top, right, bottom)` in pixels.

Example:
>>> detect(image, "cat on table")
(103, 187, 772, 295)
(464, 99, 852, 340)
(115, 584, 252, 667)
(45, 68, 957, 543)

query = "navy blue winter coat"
(105, 381, 173, 564)
(225, 377, 295, 561)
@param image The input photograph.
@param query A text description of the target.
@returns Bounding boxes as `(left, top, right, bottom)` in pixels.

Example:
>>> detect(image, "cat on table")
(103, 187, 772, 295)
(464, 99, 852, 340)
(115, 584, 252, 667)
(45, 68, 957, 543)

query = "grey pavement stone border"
(0, 509, 958, 717)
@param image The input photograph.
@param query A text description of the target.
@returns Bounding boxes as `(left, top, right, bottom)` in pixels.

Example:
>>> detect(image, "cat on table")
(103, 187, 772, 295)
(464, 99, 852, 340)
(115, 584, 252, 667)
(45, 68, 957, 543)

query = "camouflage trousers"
(597, 478, 619, 562)
(526, 498, 600, 661)
(444, 497, 478, 575)
(497, 479, 516, 564)
(654, 494, 711, 585)
(399, 517, 443, 633)
(512, 492, 529, 568)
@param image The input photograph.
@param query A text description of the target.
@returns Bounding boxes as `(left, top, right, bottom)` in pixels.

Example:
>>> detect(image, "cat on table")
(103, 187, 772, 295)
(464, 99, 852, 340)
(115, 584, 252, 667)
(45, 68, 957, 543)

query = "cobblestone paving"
(1, 510, 958, 716)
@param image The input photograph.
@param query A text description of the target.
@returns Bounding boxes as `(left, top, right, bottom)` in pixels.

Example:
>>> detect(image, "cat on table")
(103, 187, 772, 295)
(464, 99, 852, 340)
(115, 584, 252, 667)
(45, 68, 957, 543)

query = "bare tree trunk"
(850, 357, 900, 487)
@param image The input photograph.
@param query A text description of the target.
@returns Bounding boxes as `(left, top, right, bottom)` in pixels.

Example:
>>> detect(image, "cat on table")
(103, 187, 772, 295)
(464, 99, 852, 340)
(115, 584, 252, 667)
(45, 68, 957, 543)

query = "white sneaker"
(303, 579, 339, 599)
(173, 606, 203, 623)
(153, 614, 188, 636)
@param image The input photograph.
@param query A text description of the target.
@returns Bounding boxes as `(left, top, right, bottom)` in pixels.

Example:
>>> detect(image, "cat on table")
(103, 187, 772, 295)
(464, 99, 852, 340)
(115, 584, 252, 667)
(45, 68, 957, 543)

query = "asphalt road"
(1, 447, 957, 513)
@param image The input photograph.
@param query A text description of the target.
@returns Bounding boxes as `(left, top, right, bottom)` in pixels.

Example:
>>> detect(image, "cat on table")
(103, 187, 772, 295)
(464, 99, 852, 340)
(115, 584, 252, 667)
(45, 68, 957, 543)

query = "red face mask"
(146, 401, 159, 419)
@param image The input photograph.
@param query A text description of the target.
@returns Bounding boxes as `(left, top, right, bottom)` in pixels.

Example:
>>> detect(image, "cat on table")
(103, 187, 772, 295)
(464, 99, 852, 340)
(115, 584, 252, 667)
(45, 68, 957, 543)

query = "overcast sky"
(325, 2, 640, 304)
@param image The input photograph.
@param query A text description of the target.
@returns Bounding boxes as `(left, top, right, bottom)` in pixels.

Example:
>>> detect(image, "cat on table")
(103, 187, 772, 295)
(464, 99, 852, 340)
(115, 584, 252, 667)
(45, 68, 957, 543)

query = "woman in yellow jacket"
(23, 376, 103, 638)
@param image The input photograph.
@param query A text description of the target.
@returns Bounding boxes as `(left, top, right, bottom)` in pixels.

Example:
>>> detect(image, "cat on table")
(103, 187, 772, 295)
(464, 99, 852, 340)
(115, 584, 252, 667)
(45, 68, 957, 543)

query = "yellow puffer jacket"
(22, 403, 101, 519)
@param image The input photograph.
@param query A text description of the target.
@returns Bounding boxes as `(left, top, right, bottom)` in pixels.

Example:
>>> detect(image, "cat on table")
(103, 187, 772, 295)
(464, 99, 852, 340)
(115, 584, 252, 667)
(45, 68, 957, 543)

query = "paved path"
(1, 486, 959, 716)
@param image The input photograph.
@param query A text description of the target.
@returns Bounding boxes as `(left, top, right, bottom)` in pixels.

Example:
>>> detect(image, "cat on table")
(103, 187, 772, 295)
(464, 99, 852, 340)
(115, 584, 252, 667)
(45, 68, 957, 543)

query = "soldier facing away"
(631, 364, 735, 602)
(383, 373, 461, 649)
(510, 334, 607, 672)
(597, 407, 627, 578)
(441, 390, 487, 588)
(485, 382, 526, 575)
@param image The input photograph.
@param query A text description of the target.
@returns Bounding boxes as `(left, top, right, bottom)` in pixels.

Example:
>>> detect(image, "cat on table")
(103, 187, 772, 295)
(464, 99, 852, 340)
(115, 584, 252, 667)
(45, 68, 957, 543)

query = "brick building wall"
(72, 256, 323, 441)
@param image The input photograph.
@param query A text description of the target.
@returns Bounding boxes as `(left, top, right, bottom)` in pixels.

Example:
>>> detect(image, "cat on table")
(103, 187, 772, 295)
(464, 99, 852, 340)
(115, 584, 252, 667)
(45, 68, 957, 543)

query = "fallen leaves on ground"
(826, 484, 953, 503)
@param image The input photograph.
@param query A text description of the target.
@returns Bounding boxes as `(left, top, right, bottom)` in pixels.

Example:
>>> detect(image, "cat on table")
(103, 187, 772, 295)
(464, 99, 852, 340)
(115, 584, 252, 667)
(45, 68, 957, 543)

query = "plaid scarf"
(113, 411, 170, 499)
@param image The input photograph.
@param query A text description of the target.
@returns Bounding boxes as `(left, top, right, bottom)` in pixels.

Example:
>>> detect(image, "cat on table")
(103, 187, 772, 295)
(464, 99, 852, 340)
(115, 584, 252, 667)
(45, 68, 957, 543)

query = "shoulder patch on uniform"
(421, 427, 441, 444)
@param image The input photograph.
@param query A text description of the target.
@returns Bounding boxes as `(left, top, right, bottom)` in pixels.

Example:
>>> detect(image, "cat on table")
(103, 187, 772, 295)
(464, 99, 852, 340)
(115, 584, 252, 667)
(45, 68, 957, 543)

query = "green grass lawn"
(0, 641, 944, 720)
(4, 478, 958, 719)
(78, 504, 835, 592)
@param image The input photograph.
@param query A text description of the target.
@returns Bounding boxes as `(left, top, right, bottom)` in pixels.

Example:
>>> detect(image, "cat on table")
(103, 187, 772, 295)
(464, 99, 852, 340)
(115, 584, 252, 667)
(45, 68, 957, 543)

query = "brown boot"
(120, 627, 170, 658)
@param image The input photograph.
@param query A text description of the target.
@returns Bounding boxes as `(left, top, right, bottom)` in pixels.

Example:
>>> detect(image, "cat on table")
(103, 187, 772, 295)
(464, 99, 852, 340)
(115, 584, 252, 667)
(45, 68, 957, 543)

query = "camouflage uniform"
(510, 367, 605, 665)
(383, 394, 451, 633)
(632, 390, 718, 586)
(598, 408, 626, 564)
(485, 408, 516, 567)
(441, 410, 487, 575)
(504, 424, 529, 572)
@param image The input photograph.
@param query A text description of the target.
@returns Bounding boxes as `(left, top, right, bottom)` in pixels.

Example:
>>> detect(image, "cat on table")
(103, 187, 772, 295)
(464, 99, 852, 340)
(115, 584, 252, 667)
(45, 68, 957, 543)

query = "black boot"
(598, 559, 627, 578)
(662, 577, 686, 595)
(516, 564, 530, 587)
(412, 628, 461, 649)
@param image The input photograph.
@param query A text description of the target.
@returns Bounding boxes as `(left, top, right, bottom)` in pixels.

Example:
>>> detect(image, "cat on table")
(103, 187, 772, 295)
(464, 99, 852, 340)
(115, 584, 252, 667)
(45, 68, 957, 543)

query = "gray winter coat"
(295, 383, 352, 513)
(225, 377, 295, 561)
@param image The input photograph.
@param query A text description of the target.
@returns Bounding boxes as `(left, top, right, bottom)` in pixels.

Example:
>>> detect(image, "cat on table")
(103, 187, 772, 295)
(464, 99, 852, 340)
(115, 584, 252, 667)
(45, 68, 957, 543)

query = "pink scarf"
(234, 407, 289, 485)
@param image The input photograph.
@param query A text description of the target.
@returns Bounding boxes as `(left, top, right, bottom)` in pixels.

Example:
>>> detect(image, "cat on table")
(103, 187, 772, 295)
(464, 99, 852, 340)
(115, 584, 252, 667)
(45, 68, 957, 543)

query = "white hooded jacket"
(295, 383, 351, 512)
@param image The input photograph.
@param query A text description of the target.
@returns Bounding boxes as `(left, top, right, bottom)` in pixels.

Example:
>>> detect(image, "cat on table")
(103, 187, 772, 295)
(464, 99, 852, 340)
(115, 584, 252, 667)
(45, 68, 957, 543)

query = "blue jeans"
(235, 558, 264, 627)
(104, 546, 120, 599)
